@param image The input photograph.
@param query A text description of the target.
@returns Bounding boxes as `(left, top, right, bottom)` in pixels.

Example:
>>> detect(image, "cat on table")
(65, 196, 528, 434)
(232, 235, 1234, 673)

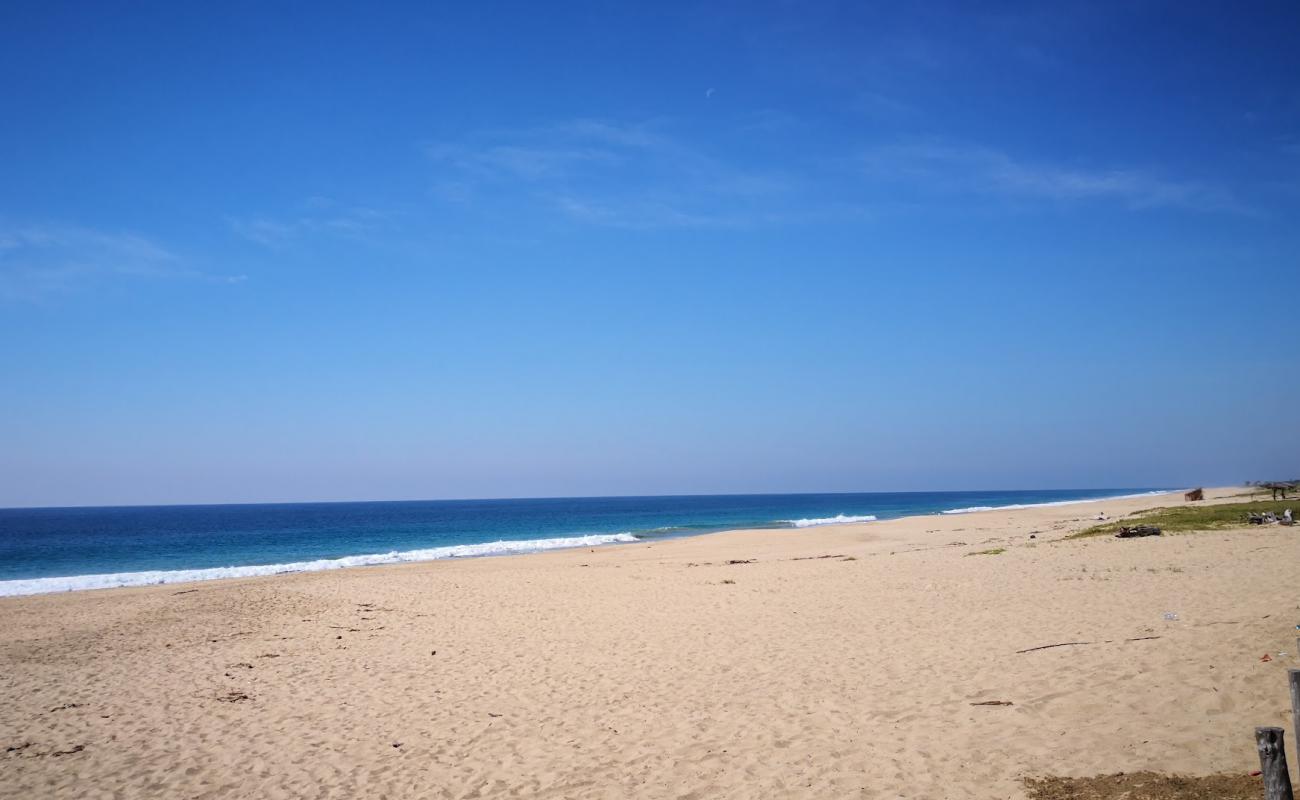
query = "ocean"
(0, 488, 1170, 596)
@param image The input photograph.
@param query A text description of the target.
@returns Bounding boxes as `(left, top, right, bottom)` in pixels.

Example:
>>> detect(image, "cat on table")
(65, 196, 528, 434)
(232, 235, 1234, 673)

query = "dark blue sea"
(0, 488, 1170, 596)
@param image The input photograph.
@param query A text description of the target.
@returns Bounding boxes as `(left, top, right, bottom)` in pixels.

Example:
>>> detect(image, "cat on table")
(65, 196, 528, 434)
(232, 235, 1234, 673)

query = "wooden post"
(1257, 726, 1295, 800)
(1292, 670, 1300, 774)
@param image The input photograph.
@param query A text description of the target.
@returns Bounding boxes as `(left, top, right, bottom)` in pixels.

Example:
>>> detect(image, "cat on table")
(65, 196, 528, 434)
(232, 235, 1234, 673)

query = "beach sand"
(2, 487, 1297, 799)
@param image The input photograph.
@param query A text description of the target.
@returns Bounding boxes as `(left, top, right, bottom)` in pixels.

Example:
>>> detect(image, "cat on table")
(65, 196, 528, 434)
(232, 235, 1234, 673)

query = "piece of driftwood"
(970, 700, 1013, 706)
(1116, 525, 1161, 538)
(1016, 641, 1093, 654)
(1184, 487, 1203, 501)
(1256, 726, 1295, 800)
(1015, 636, 1160, 654)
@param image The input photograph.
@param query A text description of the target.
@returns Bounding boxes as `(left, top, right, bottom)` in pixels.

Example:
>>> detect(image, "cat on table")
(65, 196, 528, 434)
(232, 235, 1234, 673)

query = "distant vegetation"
(1068, 500, 1296, 539)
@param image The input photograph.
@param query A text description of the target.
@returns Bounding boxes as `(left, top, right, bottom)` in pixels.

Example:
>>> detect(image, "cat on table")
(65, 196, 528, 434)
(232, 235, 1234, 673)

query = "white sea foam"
(939, 490, 1173, 516)
(787, 514, 878, 528)
(0, 533, 640, 598)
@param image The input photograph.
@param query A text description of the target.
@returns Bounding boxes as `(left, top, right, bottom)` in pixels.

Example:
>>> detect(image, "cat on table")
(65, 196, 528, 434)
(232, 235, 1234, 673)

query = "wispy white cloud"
(229, 200, 394, 248)
(425, 119, 797, 229)
(426, 142, 619, 182)
(547, 194, 753, 231)
(0, 224, 244, 301)
(229, 218, 298, 248)
(426, 120, 1246, 229)
(852, 91, 918, 122)
(858, 141, 1249, 213)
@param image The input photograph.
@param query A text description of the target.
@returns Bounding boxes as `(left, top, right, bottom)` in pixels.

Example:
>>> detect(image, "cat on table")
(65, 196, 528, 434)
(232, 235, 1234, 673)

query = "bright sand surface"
(2, 487, 1298, 799)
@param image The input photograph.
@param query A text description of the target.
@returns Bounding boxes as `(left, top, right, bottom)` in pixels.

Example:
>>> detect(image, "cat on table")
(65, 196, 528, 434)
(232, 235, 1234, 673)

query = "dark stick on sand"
(1015, 636, 1161, 654)
(1015, 641, 1093, 654)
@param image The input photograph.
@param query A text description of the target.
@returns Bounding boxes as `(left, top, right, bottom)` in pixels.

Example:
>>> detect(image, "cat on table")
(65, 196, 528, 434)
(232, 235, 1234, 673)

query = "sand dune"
(2, 487, 1297, 799)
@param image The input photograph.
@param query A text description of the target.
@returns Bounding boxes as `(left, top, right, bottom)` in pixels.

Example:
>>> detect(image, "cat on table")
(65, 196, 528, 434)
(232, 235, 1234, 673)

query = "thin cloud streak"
(0, 224, 245, 301)
(229, 202, 394, 249)
(858, 141, 1250, 214)
(426, 118, 1253, 230)
(425, 119, 799, 230)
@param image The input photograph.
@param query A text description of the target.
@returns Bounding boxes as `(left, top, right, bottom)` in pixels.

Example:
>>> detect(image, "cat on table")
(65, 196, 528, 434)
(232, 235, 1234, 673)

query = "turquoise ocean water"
(0, 488, 1170, 596)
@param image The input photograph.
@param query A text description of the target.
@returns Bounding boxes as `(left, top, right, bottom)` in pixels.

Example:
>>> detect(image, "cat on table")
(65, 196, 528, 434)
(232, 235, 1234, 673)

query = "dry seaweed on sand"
(1023, 771, 1260, 800)
(1116, 525, 1162, 538)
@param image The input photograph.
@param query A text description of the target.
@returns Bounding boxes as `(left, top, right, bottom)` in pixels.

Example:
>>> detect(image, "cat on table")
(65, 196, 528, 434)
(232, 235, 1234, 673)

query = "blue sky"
(2, 1, 1298, 507)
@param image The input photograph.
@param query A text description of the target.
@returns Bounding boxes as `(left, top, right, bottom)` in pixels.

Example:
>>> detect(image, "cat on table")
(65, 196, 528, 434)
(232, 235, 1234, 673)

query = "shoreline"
(0, 488, 1180, 598)
(4, 485, 1295, 799)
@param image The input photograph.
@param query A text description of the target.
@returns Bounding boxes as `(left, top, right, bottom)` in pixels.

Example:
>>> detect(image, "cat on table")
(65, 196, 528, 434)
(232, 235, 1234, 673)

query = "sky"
(1, 1, 1298, 507)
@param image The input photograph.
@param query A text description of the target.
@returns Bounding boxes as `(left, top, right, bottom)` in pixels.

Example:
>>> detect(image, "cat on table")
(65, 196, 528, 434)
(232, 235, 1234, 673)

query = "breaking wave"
(0, 532, 640, 597)
(787, 514, 878, 528)
(939, 490, 1173, 516)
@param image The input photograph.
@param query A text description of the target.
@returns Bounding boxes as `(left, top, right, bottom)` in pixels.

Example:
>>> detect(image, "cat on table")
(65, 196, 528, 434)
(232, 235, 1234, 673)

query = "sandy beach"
(2, 487, 1297, 799)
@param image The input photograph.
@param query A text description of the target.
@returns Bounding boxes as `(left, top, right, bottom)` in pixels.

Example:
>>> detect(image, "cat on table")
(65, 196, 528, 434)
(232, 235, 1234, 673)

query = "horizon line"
(0, 484, 1193, 513)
